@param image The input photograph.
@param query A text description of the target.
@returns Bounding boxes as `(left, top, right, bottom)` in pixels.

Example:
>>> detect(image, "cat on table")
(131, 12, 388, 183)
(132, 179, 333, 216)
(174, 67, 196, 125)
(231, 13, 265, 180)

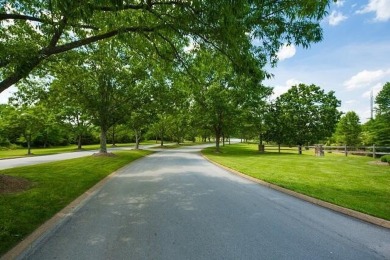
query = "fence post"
(373, 144, 376, 158)
(344, 145, 348, 156)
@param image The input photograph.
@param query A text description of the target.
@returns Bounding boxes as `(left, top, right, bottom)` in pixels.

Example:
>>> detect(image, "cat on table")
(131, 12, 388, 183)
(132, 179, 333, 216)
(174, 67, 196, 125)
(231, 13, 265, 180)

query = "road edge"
(1, 153, 151, 260)
(201, 153, 390, 229)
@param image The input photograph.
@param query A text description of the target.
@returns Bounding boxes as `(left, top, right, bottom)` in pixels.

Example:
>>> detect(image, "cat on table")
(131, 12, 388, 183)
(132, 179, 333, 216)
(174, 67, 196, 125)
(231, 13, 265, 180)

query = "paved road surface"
(0, 145, 156, 170)
(16, 145, 390, 259)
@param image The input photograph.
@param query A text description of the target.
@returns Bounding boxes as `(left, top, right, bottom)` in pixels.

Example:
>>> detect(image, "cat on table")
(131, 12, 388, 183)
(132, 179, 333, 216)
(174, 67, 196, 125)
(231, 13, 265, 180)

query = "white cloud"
(329, 11, 348, 26)
(285, 78, 302, 87)
(335, 0, 345, 7)
(0, 86, 16, 104)
(343, 69, 390, 90)
(345, 100, 357, 104)
(271, 78, 302, 99)
(277, 44, 296, 61)
(357, 0, 390, 21)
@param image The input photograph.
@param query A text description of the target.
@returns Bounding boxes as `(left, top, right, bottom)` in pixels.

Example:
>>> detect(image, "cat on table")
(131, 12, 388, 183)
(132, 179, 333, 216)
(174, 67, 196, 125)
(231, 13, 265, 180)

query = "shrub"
(380, 155, 390, 164)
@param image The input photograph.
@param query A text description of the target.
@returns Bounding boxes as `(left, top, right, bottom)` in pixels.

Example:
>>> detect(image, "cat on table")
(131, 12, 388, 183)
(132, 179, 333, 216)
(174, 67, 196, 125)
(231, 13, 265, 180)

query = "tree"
(0, 104, 13, 147)
(273, 84, 341, 154)
(7, 105, 45, 154)
(240, 82, 273, 151)
(187, 50, 267, 152)
(51, 41, 147, 153)
(364, 82, 390, 146)
(1, 1, 332, 92)
(334, 111, 361, 146)
(376, 82, 390, 116)
(265, 102, 288, 153)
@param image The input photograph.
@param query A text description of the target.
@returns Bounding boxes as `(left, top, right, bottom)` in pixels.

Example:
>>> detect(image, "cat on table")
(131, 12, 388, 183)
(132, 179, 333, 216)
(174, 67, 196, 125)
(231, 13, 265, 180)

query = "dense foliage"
(266, 84, 341, 150)
(3, 1, 388, 153)
(333, 111, 362, 146)
(1, 0, 332, 92)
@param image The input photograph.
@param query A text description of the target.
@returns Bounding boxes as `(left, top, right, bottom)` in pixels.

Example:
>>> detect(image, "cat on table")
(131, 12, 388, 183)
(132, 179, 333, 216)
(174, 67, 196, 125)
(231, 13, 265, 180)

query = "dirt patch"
(92, 152, 117, 157)
(0, 175, 32, 194)
(368, 161, 389, 166)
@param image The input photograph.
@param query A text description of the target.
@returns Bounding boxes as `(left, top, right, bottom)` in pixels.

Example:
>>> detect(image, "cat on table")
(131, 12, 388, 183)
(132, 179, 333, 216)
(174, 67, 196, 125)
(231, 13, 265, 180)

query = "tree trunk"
(111, 125, 116, 146)
(27, 134, 32, 155)
(278, 143, 281, 153)
(298, 145, 302, 155)
(215, 129, 221, 153)
(77, 134, 82, 150)
(160, 129, 164, 147)
(43, 135, 47, 148)
(99, 129, 108, 153)
(258, 133, 265, 152)
(135, 131, 140, 150)
(222, 133, 225, 147)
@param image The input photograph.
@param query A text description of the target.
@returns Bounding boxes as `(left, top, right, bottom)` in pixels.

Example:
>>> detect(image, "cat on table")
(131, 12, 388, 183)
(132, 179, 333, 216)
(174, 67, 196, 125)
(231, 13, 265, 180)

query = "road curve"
(16, 145, 390, 259)
(0, 145, 155, 170)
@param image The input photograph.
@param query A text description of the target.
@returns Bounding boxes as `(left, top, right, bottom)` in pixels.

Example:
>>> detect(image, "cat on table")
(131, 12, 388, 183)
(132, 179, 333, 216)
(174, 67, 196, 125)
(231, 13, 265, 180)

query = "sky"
(1, 0, 390, 123)
(264, 0, 390, 123)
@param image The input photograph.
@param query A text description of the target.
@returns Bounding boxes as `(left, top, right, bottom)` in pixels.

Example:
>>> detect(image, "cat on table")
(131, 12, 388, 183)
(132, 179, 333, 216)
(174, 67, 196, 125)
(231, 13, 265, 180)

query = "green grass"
(0, 143, 136, 159)
(0, 150, 151, 256)
(202, 143, 390, 221)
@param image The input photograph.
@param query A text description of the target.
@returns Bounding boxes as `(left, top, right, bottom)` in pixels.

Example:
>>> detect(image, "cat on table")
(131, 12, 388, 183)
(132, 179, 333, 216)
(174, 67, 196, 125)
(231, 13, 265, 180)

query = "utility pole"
(370, 89, 374, 120)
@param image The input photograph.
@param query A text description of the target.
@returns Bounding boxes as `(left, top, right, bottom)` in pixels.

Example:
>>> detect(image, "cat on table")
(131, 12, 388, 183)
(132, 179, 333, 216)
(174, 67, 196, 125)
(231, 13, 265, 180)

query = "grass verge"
(202, 143, 390, 221)
(0, 143, 136, 159)
(0, 150, 151, 256)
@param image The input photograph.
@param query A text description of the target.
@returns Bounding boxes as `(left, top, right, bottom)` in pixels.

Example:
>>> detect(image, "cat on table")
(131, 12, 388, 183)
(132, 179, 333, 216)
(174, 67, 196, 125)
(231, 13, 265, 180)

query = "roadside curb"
(1, 153, 151, 260)
(201, 153, 390, 229)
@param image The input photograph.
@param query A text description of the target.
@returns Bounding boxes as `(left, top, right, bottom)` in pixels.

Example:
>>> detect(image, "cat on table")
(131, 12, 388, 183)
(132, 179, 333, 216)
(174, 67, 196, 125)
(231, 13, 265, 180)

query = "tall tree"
(187, 50, 268, 152)
(334, 111, 362, 146)
(365, 82, 390, 146)
(240, 82, 273, 151)
(265, 101, 288, 153)
(0, 104, 13, 146)
(51, 41, 147, 153)
(7, 105, 45, 154)
(376, 82, 390, 116)
(273, 84, 341, 154)
(1, 1, 332, 92)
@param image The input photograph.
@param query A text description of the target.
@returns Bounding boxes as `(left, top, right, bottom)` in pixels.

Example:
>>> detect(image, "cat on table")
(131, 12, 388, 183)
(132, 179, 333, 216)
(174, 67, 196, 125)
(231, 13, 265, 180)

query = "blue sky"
(1, 0, 390, 124)
(265, 0, 390, 122)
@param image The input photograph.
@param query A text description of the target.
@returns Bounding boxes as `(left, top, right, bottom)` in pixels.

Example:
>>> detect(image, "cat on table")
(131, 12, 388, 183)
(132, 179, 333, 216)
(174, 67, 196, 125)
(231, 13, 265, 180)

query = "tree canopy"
(376, 82, 390, 116)
(364, 82, 390, 146)
(1, 0, 333, 92)
(334, 111, 361, 146)
(269, 84, 341, 150)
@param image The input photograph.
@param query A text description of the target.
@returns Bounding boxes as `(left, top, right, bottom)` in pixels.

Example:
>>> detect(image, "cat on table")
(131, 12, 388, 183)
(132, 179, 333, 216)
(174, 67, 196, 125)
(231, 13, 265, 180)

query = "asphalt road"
(16, 145, 390, 259)
(0, 145, 156, 170)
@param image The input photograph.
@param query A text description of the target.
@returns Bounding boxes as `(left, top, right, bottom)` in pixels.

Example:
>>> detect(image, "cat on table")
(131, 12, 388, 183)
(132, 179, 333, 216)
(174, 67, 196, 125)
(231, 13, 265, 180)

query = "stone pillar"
(315, 145, 325, 156)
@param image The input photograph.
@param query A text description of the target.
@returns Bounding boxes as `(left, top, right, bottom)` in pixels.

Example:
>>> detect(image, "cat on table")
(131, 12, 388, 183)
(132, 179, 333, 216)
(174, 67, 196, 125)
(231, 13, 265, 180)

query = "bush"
(380, 155, 390, 164)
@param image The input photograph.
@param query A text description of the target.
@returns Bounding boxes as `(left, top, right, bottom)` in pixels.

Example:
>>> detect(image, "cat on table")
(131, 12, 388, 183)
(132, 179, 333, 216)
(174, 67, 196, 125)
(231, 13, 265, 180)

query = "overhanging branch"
(0, 25, 163, 92)
(0, 13, 43, 22)
(42, 25, 162, 56)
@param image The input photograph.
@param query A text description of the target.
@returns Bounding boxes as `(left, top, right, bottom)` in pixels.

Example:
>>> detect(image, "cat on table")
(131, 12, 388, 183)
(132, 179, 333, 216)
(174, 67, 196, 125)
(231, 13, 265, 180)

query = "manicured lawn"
(0, 143, 136, 159)
(0, 150, 151, 256)
(202, 143, 390, 221)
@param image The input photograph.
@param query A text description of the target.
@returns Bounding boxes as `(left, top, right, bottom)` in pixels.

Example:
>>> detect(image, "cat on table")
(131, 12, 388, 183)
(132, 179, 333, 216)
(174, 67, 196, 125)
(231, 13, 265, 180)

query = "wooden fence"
(263, 144, 390, 158)
(318, 145, 390, 158)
